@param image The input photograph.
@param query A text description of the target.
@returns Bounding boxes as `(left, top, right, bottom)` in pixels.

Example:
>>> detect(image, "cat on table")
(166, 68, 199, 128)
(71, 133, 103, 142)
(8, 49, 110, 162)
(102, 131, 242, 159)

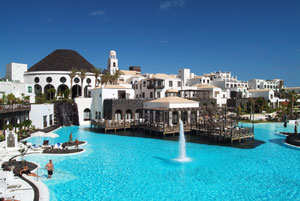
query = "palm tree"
(79, 69, 86, 97)
(69, 68, 78, 99)
(288, 91, 298, 118)
(101, 72, 112, 85)
(112, 70, 123, 84)
(92, 67, 102, 88)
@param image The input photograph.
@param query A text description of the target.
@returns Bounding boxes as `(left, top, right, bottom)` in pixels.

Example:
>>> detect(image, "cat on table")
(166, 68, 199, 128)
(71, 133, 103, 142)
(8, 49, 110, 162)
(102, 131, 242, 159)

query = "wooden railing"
(0, 104, 31, 113)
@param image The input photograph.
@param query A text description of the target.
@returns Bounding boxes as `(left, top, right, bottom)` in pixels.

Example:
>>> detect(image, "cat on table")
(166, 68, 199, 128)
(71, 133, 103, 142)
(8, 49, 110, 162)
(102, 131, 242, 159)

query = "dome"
(110, 50, 116, 55)
(28, 49, 95, 72)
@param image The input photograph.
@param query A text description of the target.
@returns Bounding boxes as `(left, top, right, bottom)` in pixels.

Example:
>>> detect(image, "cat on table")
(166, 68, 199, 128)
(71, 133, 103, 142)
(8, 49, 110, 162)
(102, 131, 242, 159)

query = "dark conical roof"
(28, 49, 95, 72)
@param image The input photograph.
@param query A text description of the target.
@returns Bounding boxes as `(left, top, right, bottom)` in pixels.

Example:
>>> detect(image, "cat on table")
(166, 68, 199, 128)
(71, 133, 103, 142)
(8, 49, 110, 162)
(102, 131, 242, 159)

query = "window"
(86, 78, 91, 84)
(178, 81, 181, 87)
(28, 86, 32, 93)
(49, 115, 53, 125)
(150, 92, 153, 98)
(157, 92, 160, 98)
(95, 112, 98, 119)
(99, 93, 102, 98)
(142, 92, 145, 98)
(203, 79, 206, 83)
(34, 77, 39, 83)
(270, 94, 273, 99)
(169, 81, 173, 87)
(136, 95, 138, 98)
(207, 80, 210, 83)
(60, 77, 66, 83)
(46, 77, 52, 83)
(43, 116, 47, 128)
(74, 77, 80, 83)
(140, 84, 142, 89)
(84, 109, 91, 121)
(113, 62, 116, 67)
(143, 81, 146, 87)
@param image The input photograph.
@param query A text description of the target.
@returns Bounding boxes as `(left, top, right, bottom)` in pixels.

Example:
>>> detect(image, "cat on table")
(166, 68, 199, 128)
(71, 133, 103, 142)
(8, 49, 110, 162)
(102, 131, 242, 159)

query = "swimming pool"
(25, 123, 300, 201)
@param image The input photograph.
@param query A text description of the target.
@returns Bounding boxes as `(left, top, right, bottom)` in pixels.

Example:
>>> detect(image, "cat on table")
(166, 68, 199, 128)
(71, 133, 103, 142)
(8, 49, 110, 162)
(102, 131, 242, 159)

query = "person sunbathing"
(19, 165, 37, 177)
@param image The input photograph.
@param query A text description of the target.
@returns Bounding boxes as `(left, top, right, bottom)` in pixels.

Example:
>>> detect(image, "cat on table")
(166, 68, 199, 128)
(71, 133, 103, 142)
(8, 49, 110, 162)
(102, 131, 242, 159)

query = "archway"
(44, 84, 55, 100)
(115, 110, 122, 121)
(125, 109, 132, 120)
(83, 108, 91, 121)
(84, 85, 92, 98)
(34, 84, 42, 95)
(57, 84, 69, 99)
(72, 85, 81, 99)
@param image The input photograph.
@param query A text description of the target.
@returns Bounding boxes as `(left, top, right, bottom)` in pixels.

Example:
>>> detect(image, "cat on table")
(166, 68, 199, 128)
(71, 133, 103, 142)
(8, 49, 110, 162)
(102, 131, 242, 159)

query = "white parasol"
(31, 131, 59, 138)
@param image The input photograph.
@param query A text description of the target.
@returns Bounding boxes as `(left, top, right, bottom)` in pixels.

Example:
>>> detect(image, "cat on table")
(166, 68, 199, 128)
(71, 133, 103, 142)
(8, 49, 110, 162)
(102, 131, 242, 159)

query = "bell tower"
(107, 50, 118, 75)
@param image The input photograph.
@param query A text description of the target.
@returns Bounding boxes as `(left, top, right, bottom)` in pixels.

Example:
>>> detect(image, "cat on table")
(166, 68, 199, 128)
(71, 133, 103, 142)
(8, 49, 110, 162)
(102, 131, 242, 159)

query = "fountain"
(174, 120, 191, 162)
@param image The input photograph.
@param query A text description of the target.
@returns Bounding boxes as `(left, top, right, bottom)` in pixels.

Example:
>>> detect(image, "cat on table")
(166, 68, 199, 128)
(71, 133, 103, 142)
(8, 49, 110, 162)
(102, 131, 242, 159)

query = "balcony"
(147, 84, 165, 89)
(0, 104, 31, 114)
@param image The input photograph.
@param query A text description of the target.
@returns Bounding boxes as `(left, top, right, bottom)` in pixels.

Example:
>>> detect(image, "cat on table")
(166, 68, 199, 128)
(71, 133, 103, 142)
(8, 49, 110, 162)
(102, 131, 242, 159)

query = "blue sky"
(0, 0, 299, 86)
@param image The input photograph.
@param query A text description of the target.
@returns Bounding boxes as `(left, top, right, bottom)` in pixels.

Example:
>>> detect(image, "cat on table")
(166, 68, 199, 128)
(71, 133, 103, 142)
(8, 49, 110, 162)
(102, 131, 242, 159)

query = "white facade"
(285, 87, 300, 94)
(91, 85, 135, 120)
(134, 74, 182, 99)
(187, 76, 211, 86)
(24, 71, 96, 98)
(29, 104, 54, 129)
(178, 68, 194, 86)
(107, 50, 119, 75)
(5, 63, 27, 83)
(248, 79, 282, 90)
(74, 97, 93, 125)
(249, 89, 278, 108)
(0, 80, 35, 103)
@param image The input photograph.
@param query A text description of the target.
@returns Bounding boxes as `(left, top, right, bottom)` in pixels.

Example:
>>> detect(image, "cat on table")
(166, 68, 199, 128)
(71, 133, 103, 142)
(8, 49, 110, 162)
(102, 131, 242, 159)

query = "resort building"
(248, 79, 283, 91)
(180, 84, 229, 107)
(249, 89, 279, 108)
(0, 103, 31, 130)
(24, 49, 97, 99)
(29, 104, 54, 129)
(207, 71, 249, 90)
(134, 73, 182, 99)
(284, 87, 300, 94)
(0, 80, 35, 103)
(91, 85, 135, 121)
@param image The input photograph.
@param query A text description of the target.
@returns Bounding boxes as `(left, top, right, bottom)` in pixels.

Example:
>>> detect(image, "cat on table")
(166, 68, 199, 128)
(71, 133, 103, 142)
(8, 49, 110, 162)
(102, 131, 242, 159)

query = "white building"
(107, 50, 119, 75)
(29, 104, 54, 129)
(134, 73, 182, 99)
(285, 87, 300, 94)
(208, 71, 248, 90)
(178, 68, 195, 86)
(248, 79, 282, 91)
(187, 75, 211, 86)
(0, 80, 35, 103)
(249, 89, 278, 108)
(91, 85, 135, 120)
(24, 49, 98, 100)
(6, 63, 27, 83)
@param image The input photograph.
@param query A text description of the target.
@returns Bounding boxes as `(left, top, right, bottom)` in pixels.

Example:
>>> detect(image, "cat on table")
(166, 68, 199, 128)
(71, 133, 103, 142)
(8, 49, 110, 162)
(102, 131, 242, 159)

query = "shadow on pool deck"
(82, 127, 265, 149)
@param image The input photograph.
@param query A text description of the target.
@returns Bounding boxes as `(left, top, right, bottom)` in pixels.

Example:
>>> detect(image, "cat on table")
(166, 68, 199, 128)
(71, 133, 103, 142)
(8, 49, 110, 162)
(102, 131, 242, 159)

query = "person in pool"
(45, 160, 54, 179)
(19, 165, 37, 177)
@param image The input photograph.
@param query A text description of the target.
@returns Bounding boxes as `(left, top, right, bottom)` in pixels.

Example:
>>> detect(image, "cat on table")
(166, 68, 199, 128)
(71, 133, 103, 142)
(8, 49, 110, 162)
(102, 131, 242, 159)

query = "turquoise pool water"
(25, 123, 300, 201)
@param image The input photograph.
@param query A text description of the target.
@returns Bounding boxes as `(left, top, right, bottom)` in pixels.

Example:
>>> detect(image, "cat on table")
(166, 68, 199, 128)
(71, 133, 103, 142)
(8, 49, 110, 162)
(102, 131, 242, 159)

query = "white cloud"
(159, 0, 186, 10)
(89, 10, 106, 16)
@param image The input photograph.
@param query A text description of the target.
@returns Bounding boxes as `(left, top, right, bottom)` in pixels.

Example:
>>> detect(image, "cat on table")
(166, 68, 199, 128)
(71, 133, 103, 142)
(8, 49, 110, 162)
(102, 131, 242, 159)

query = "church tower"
(107, 50, 118, 75)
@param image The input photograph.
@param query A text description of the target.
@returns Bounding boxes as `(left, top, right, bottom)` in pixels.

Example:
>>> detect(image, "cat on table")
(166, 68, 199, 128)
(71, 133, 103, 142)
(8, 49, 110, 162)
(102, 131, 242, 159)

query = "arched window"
(84, 108, 91, 121)
(113, 62, 116, 67)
